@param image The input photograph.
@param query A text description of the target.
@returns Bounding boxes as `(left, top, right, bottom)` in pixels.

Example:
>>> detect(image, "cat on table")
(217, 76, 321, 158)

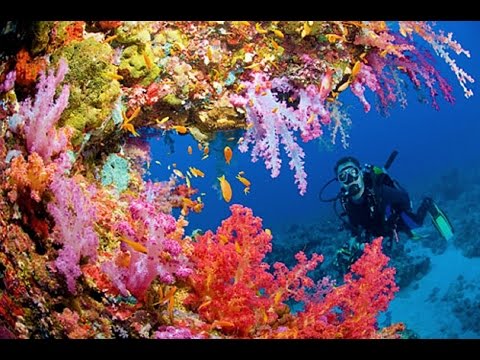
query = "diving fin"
(428, 202, 454, 241)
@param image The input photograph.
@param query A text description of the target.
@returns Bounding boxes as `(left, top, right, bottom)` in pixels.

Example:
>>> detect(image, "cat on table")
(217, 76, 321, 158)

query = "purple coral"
(11, 58, 71, 163)
(0, 70, 16, 93)
(48, 174, 99, 293)
(102, 198, 192, 299)
(230, 73, 332, 195)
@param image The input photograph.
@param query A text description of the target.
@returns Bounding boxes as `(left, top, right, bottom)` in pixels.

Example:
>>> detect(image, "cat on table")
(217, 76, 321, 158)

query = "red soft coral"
(279, 237, 401, 339)
(186, 204, 323, 337)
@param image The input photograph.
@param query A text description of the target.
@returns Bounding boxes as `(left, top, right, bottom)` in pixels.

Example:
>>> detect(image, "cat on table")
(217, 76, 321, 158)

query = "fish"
(218, 234, 229, 245)
(224, 146, 233, 165)
(120, 236, 147, 254)
(218, 175, 232, 202)
(325, 33, 344, 43)
(192, 203, 204, 213)
(171, 125, 188, 134)
(236, 173, 251, 187)
(156, 117, 170, 125)
(187, 145, 193, 155)
(272, 29, 284, 39)
(173, 169, 185, 178)
(189, 167, 205, 178)
(351, 61, 362, 77)
(255, 23, 268, 34)
(301, 22, 311, 38)
(143, 52, 153, 70)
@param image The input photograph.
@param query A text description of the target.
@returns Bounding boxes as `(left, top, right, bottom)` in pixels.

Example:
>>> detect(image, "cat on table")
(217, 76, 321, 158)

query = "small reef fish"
(224, 146, 233, 165)
(120, 236, 147, 254)
(173, 169, 185, 178)
(236, 173, 251, 187)
(218, 175, 232, 202)
(189, 167, 205, 178)
(187, 145, 193, 155)
(171, 125, 188, 134)
(156, 117, 170, 125)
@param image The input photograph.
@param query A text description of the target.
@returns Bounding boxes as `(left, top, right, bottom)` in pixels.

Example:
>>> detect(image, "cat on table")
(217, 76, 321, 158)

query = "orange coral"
(98, 21, 123, 31)
(64, 21, 85, 44)
(6, 152, 57, 203)
(15, 48, 46, 87)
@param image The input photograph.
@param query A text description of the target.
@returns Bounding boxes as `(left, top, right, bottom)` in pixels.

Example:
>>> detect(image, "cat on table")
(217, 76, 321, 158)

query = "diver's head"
(334, 156, 364, 200)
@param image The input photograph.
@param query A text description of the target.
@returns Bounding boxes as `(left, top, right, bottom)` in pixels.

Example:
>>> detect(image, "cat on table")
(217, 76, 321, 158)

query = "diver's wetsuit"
(342, 172, 431, 242)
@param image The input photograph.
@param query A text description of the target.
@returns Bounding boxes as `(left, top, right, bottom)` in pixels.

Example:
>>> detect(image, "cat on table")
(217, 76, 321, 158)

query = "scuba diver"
(319, 150, 454, 274)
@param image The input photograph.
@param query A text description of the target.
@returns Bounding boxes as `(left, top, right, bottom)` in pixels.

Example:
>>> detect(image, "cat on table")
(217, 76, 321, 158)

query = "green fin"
(429, 203, 454, 241)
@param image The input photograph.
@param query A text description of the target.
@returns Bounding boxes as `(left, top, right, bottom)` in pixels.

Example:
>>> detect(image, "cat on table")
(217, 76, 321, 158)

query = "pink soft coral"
(10, 58, 72, 163)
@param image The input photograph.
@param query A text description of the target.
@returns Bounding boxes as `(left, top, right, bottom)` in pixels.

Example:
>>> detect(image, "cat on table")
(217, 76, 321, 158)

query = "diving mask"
(337, 166, 360, 185)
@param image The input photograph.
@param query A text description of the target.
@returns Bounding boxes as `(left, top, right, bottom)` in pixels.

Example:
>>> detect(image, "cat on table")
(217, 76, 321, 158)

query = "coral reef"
(0, 21, 474, 339)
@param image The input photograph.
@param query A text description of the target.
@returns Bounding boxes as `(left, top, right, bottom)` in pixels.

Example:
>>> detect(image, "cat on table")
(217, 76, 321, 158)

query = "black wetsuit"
(342, 172, 431, 243)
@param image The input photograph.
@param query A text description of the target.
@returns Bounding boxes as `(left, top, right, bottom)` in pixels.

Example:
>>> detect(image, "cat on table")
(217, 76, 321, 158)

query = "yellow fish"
(351, 61, 363, 78)
(301, 22, 311, 38)
(218, 175, 232, 202)
(255, 23, 268, 34)
(173, 169, 185, 178)
(272, 29, 284, 39)
(156, 117, 170, 126)
(236, 173, 251, 187)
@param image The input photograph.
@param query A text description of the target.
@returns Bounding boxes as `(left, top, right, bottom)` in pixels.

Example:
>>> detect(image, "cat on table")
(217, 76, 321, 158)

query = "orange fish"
(236, 173, 251, 187)
(171, 125, 188, 134)
(224, 146, 233, 165)
(189, 166, 205, 178)
(218, 175, 232, 202)
(218, 234, 229, 245)
(351, 61, 362, 78)
(120, 236, 147, 254)
(203, 146, 209, 156)
(193, 203, 204, 213)
(187, 145, 193, 155)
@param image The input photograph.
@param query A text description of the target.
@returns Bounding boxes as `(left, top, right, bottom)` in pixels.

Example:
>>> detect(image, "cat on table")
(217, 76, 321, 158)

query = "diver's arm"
(381, 185, 412, 212)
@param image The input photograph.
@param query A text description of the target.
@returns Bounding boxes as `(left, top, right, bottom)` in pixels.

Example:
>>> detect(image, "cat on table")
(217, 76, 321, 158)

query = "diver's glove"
(334, 237, 365, 273)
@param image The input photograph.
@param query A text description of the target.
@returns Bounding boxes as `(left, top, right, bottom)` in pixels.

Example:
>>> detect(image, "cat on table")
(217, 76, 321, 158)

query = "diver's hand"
(334, 237, 365, 273)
